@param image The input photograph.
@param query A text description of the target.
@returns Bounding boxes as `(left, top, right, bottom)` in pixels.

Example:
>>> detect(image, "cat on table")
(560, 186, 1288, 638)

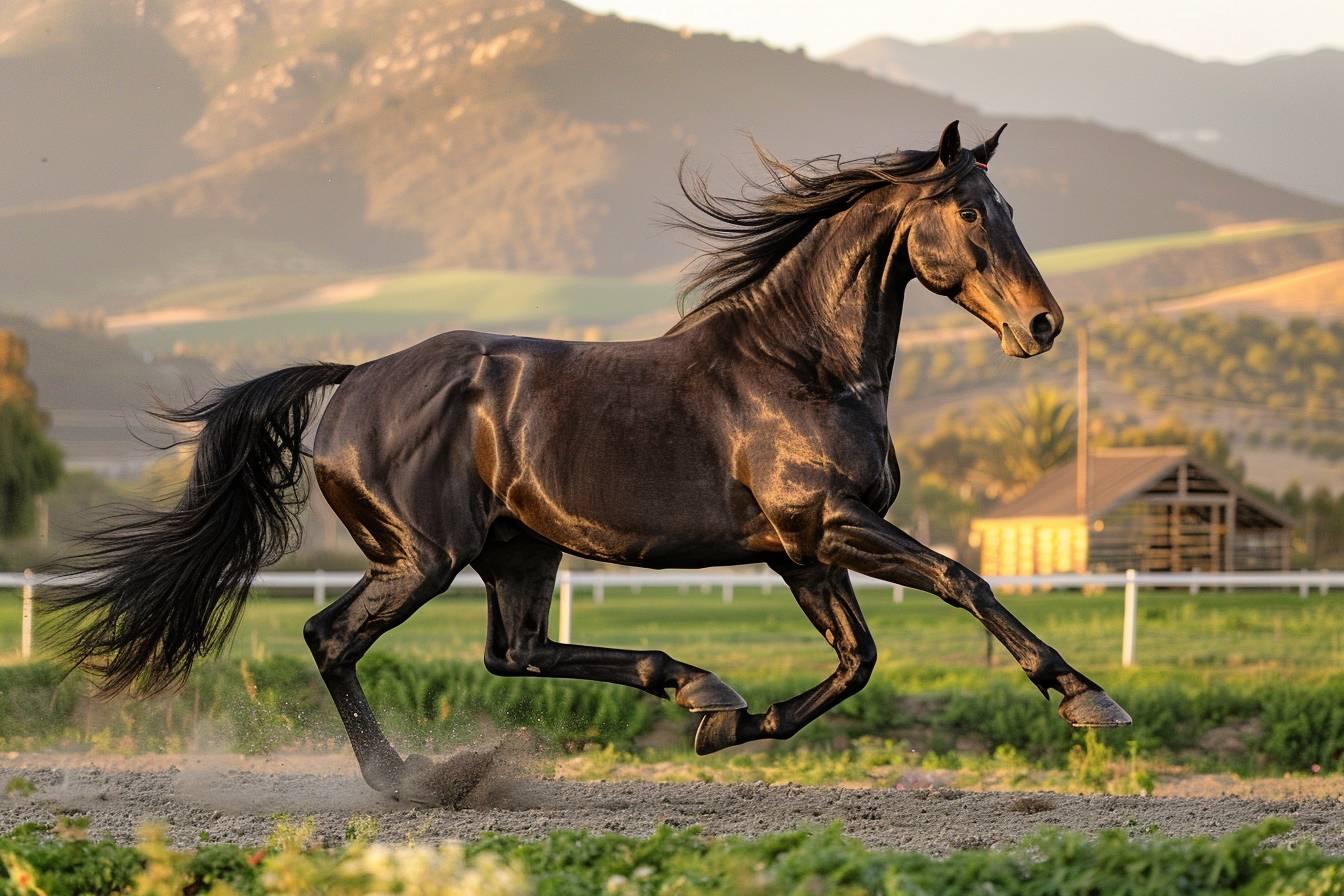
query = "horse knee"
(939, 567, 995, 613)
(841, 639, 877, 690)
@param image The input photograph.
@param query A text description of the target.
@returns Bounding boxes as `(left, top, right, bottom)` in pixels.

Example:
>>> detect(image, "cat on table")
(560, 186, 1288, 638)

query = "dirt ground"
(5, 751, 1344, 854)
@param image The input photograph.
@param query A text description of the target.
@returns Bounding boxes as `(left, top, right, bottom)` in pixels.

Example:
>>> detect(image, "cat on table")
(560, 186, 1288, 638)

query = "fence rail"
(5, 568, 1342, 665)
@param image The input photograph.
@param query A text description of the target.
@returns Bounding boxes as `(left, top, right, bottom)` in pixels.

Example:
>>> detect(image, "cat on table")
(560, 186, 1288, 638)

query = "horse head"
(905, 121, 1063, 358)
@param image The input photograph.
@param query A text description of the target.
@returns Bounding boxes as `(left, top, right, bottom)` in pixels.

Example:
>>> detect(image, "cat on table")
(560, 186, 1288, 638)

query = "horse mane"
(667, 140, 977, 313)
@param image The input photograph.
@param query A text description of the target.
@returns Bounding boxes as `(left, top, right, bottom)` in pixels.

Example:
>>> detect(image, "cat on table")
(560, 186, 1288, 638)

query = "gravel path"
(3, 753, 1344, 854)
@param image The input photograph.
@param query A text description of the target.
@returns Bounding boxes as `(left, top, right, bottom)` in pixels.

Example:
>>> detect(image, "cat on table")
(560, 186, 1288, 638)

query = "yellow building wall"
(970, 517, 1088, 577)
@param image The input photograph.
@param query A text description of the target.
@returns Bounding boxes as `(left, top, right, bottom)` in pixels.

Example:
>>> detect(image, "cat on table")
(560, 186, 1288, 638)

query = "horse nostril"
(1030, 312, 1056, 344)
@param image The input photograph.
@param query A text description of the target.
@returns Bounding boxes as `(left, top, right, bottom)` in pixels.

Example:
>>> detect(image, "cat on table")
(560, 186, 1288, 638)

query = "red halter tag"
(974, 161, 989, 171)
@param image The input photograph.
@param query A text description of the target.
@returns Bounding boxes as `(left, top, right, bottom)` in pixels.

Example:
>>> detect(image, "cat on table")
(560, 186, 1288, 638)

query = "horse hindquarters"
(305, 353, 494, 801)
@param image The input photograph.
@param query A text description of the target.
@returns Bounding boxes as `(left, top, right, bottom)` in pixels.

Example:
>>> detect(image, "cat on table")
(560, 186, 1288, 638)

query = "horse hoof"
(694, 708, 751, 755)
(392, 749, 495, 808)
(675, 673, 748, 713)
(1058, 690, 1132, 728)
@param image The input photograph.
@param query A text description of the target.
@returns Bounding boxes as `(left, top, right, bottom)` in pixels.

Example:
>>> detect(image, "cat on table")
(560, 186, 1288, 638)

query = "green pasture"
(124, 270, 678, 356)
(7, 587, 1344, 775)
(5, 585, 1342, 681)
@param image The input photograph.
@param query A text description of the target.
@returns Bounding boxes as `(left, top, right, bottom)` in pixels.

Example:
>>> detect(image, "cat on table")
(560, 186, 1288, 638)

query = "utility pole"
(1076, 328, 1089, 515)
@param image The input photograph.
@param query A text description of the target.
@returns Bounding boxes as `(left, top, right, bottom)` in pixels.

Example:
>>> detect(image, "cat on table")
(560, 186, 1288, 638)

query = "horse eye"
(959, 209, 979, 223)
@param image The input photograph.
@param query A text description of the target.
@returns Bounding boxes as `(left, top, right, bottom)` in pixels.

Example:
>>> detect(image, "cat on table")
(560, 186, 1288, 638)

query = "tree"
(0, 331, 61, 537)
(989, 385, 1077, 487)
(1102, 416, 1242, 479)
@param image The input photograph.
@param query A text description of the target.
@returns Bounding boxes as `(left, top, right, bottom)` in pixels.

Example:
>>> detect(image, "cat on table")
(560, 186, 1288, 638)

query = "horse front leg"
(695, 562, 876, 754)
(814, 498, 1131, 727)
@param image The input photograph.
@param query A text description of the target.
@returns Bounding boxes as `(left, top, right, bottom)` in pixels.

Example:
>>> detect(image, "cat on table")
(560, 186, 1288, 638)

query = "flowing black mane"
(669, 141, 978, 311)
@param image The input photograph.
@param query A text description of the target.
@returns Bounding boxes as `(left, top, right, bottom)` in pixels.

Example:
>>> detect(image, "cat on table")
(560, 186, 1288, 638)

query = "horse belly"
(485, 409, 763, 566)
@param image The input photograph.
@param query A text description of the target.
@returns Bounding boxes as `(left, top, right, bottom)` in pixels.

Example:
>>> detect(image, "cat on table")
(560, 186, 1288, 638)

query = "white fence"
(5, 568, 1343, 666)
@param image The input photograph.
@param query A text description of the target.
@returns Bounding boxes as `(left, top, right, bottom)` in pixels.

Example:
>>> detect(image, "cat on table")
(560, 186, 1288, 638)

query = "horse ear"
(973, 123, 1008, 165)
(937, 120, 962, 166)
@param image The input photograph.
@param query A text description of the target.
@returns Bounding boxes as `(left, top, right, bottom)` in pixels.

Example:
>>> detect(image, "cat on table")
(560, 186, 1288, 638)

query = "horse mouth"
(1000, 323, 1033, 358)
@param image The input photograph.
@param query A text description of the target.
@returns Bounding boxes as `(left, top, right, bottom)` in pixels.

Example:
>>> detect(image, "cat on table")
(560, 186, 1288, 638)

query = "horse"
(46, 121, 1131, 803)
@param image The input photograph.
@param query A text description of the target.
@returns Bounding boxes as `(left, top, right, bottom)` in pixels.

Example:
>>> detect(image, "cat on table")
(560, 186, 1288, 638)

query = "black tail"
(43, 363, 354, 695)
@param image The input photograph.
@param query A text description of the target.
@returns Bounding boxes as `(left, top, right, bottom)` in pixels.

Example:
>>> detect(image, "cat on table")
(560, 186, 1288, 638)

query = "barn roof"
(979, 447, 1294, 528)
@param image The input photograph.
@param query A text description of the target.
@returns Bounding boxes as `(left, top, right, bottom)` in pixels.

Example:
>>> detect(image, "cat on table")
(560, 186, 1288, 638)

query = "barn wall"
(970, 517, 1087, 577)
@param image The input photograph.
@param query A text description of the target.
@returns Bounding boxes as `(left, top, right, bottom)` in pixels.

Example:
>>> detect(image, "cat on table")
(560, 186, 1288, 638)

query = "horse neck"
(712, 200, 912, 393)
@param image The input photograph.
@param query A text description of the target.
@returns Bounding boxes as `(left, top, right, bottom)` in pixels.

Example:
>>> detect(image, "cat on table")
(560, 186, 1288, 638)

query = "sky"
(572, 0, 1344, 63)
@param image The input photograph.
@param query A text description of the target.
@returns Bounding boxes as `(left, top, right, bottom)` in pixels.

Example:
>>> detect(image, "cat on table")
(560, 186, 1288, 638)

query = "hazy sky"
(573, 1, 1344, 62)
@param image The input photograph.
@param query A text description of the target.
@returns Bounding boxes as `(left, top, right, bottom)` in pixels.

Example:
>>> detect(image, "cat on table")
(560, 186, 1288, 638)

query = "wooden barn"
(970, 447, 1294, 576)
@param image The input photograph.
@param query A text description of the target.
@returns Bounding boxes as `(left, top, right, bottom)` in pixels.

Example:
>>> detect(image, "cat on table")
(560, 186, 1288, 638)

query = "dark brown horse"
(48, 122, 1130, 802)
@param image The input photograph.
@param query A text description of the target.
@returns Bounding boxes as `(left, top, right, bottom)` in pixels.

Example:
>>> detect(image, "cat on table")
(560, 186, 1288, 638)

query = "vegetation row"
(5, 658, 1344, 777)
(2, 818, 1341, 896)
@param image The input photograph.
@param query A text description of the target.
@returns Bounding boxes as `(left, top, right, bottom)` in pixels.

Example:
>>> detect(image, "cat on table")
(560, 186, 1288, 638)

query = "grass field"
(5, 585, 1342, 680)
(119, 270, 679, 357)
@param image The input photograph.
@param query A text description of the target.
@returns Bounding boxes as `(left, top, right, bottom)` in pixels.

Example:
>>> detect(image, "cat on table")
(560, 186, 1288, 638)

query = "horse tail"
(43, 362, 355, 695)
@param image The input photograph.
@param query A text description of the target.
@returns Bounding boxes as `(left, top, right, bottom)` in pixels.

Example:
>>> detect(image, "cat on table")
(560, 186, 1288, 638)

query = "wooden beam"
(1137, 495, 1233, 507)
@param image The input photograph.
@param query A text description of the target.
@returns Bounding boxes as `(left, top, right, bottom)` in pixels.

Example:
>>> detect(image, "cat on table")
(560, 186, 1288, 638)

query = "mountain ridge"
(0, 1, 1337, 316)
(831, 25, 1344, 203)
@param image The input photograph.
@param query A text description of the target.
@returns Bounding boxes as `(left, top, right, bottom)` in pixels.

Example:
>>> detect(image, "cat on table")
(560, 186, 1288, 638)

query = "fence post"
(20, 568, 33, 660)
(892, 584, 904, 604)
(557, 570, 573, 644)
(1122, 568, 1137, 668)
(722, 580, 733, 604)
(593, 577, 604, 604)
(313, 569, 327, 607)
(1189, 568, 1199, 596)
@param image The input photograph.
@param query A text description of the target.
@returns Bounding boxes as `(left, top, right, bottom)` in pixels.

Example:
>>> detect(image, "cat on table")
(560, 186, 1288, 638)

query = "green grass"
(4, 586, 1339, 679)
(123, 269, 679, 356)
(6, 586, 1344, 775)
(1032, 219, 1344, 275)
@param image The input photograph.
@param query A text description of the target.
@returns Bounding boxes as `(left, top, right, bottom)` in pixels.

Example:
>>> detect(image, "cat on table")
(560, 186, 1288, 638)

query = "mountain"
(831, 25, 1344, 204)
(0, 1, 1337, 318)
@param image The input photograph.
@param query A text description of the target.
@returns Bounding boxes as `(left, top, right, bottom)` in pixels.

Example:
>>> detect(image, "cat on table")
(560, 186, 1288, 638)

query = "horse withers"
(46, 122, 1130, 803)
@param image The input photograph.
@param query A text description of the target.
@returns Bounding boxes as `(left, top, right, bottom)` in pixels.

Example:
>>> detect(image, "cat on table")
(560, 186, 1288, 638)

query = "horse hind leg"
(695, 562, 876, 755)
(474, 534, 747, 713)
(307, 456, 489, 803)
(304, 567, 455, 795)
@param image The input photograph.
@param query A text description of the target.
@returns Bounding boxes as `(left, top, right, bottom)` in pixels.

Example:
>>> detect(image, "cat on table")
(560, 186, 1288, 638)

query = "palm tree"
(990, 385, 1077, 488)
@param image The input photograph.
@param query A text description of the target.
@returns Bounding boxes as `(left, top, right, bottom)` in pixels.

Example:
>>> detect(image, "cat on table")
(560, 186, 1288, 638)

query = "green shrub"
(5, 819, 1337, 896)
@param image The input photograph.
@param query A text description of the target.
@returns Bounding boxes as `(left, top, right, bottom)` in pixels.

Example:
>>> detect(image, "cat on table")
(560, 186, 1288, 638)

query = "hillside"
(1158, 261, 1344, 320)
(0, 1, 1337, 316)
(831, 26, 1344, 203)
(113, 269, 682, 367)
(104, 219, 1344, 365)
